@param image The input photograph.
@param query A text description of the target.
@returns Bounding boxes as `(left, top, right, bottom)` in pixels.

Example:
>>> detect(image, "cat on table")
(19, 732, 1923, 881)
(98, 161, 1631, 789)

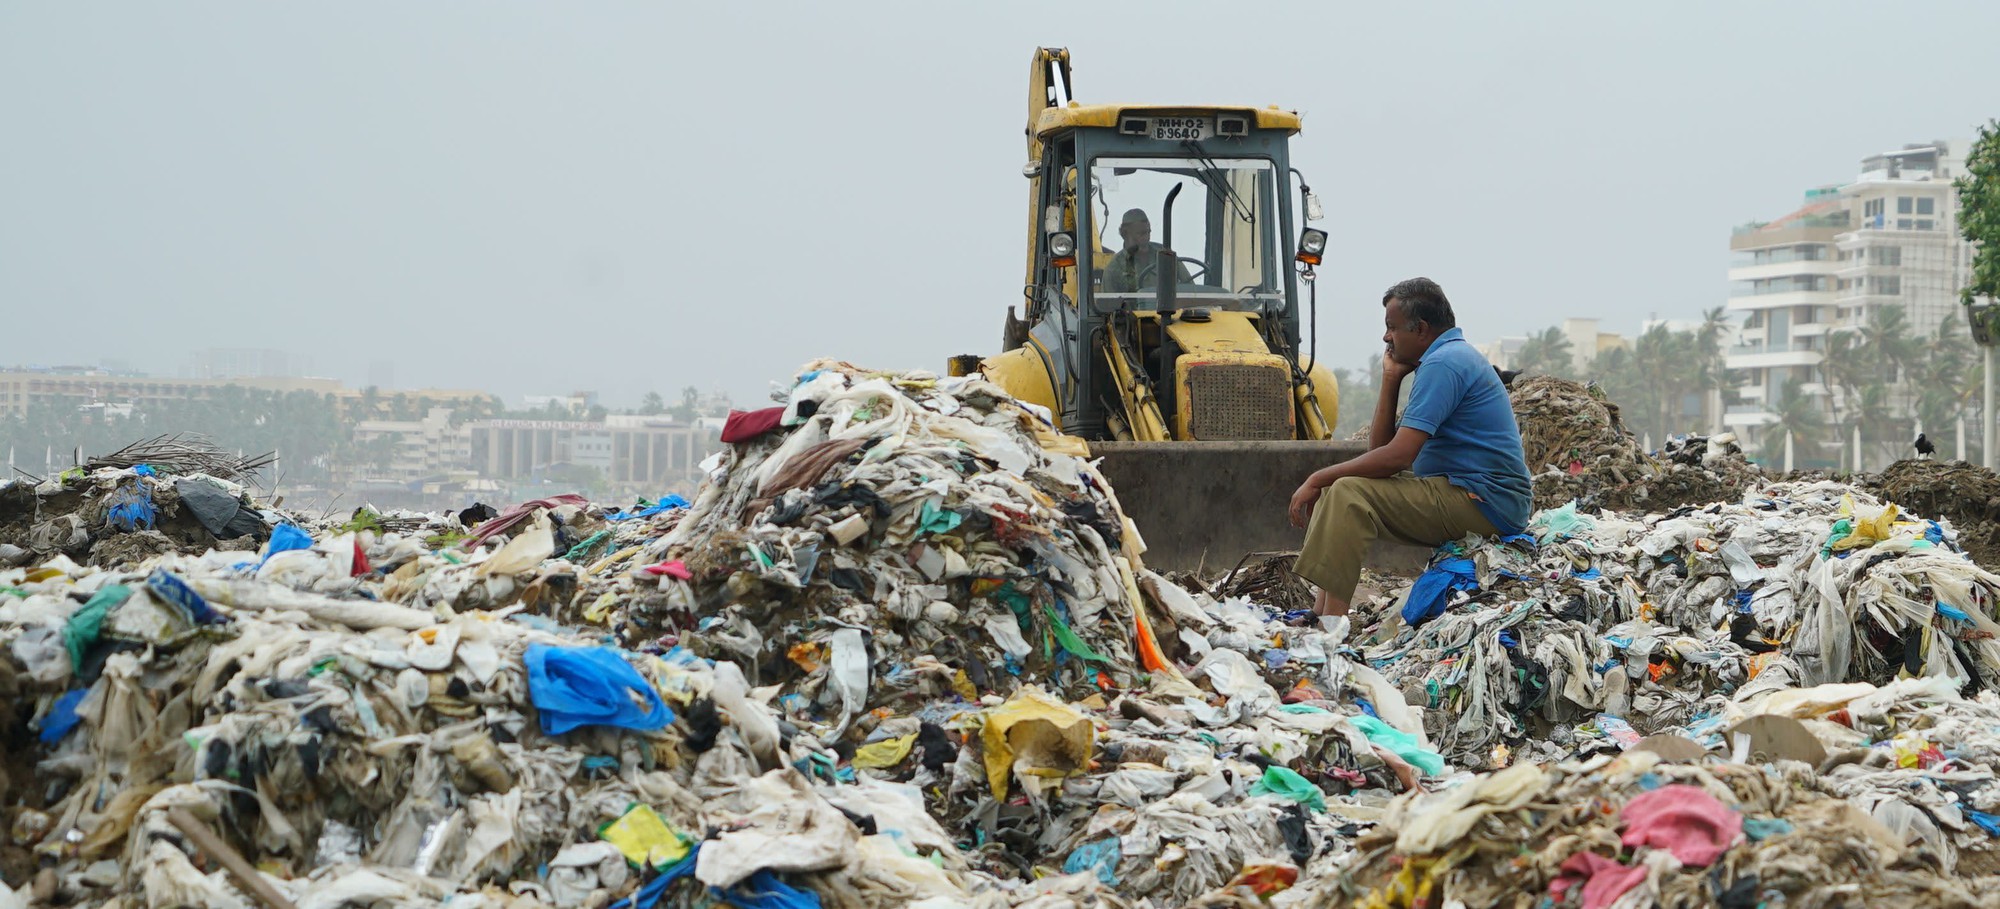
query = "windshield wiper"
(1181, 140, 1255, 224)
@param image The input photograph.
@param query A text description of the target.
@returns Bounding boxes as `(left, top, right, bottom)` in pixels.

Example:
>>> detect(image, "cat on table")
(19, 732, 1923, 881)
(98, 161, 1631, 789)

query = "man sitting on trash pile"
(1288, 277, 1532, 616)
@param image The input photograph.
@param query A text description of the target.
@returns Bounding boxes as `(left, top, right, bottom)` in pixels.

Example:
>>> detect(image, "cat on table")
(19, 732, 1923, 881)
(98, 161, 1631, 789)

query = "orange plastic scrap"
(1132, 597, 1171, 673)
(787, 642, 825, 673)
(1227, 862, 1299, 896)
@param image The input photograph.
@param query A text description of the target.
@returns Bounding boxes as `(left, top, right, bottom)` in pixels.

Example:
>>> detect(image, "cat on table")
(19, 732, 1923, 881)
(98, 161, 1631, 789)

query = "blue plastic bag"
(147, 569, 227, 625)
(105, 482, 156, 532)
(39, 688, 88, 744)
(265, 523, 313, 560)
(525, 644, 674, 735)
(608, 495, 691, 522)
(1403, 557, 1477, 627)
(724, 871, 822, 909)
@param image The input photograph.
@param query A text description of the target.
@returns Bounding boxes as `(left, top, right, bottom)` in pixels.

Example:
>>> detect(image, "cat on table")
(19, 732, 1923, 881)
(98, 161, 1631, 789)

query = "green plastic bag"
(64, 584, 131, 672)
(1249, 765, 1325, 812)
(1351, 715, 1446, 776)
(1042, 605, 1109, 662)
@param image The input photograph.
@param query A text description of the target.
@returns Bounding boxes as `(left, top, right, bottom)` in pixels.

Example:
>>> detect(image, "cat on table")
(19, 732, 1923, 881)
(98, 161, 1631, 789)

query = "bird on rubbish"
(1493, 366, 1521, 388)
(1914, 433, 1936, 458)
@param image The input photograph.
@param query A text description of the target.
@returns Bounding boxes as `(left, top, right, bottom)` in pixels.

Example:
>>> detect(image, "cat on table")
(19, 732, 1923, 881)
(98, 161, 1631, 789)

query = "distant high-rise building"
(183, 347, 312, 380)
(1724, 140, 1974, 469)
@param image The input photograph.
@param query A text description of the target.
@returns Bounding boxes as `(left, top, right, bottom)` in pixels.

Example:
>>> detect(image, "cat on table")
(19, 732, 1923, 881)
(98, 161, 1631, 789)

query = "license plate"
(1148, 117, 1213, 141)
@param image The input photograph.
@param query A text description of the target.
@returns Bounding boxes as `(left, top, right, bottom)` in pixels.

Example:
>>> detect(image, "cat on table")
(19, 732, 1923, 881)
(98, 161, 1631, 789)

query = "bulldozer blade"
(1090, 440, 1435, 575)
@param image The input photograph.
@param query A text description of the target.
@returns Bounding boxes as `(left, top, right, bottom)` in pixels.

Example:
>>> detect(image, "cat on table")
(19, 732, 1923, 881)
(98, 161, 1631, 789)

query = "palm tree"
(1586, 346, 1645, 426)
(1820, 329, 1867, 469)
(1852, 383, 1895, 471)
(1912, 313, 1975, 458)
(1694, 307, 1734, 432)
(1760, 377, 1826, 466)
(1630, 325, 1701, 445)
(1512, 326, 1576, 378)
(1854, 304, 1921, 465)
(1857, 305, 1920, 385)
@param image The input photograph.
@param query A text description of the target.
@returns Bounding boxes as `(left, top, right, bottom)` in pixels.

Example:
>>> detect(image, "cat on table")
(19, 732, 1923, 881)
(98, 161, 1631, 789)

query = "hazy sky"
(5, 2, 1998, 409)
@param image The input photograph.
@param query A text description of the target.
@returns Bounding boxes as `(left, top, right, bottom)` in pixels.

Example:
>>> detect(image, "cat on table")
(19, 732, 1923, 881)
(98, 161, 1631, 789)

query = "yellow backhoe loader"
(954, 48, 1369, 571)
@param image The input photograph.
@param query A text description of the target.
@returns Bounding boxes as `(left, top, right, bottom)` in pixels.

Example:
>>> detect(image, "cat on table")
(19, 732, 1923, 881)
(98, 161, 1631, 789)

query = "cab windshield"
(1087, 155, 1281, 311)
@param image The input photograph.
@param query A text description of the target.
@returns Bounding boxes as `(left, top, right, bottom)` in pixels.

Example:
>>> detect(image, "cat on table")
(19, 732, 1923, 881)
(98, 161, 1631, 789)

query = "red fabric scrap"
(1620, 784, 1743, 867)
(1548, 852, 1647, 909)
(721, 407, 786, 443)
(351, 540, 371, 576)
(642, 560, 693, 580)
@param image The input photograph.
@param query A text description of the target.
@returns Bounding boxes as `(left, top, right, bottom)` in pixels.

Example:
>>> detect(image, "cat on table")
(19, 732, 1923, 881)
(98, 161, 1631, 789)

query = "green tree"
(669, 386, 700, 422)
(1512, 326, 1576, 379)
(1912, 313, 1975, 458)
(1957, 119, 2000, 310)
(1854, 304, 1921, 465)
(1960, 120, 2000, 463)
(1693, 306, 1734, 429)
(1629, 324, 1701, 445)
(1820, 329, 1867, 469)
(1760, 377, 1826, 466)
(639, 391, 666, 415)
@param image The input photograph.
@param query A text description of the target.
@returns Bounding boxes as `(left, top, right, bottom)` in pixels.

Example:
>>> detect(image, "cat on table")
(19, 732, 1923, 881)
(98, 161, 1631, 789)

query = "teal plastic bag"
(1249, 765, 1326, 812)
(1529, 502, 1595, 543)
(64, 584, 131, 672)
(1351, 715, 1446, 776)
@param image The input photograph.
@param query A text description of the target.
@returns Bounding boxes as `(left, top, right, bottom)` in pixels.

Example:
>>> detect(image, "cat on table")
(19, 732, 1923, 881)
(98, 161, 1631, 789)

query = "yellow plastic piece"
(598, 804, 690, 869)
(981, 687, 1094, 799)
(852, 733, 919, 769)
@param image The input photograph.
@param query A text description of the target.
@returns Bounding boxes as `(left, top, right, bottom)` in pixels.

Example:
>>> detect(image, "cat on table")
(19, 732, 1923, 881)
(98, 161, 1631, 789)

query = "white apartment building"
(1722, 190, 1845, 452)
(350, 407, 473, 483)
(1724, 141, 1973, 468)
(1833, 141, 1973, 349)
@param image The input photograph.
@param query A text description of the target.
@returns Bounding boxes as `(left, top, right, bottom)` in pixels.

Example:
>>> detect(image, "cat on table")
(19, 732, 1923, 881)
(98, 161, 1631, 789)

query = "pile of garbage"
(1325, 687, 2000, 908)
(1510, 375, 1762, 513)
(1869, 457, 2000, 567)
(0, 364, 1414, 908)
(0, 438, 276, 569)
(1357, 481, 2000, 768)
(7, 363, 2000, 906)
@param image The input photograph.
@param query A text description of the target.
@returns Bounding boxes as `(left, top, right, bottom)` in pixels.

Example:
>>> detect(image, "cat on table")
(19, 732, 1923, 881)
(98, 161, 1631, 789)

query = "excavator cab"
(968, 48, 1360, 570)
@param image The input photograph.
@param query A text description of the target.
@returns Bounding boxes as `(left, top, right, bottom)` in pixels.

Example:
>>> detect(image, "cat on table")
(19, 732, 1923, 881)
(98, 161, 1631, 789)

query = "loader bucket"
(1090, 440, 1437, 576)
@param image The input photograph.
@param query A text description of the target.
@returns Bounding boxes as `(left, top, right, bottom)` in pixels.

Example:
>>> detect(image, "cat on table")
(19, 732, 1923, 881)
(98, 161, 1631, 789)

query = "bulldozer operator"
(1286, 278, 1533, 617)
(1101, 208, 1192, 293)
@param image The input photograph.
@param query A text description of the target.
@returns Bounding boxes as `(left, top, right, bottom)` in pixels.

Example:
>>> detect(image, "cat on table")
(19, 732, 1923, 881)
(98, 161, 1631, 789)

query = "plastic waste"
(1350, 715, 1446, 776)
(980, 687, 1095, 799)
(597, 804, 691, 869)
(1063, 837, 1122, 886)
(524, 644, 675, 735)
(1249, 765, 1326, 812)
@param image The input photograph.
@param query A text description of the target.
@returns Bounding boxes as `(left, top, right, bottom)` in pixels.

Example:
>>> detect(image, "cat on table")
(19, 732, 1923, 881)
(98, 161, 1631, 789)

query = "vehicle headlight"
(1295, 228, 1327, 266)
(1049, 232, 1077, 258)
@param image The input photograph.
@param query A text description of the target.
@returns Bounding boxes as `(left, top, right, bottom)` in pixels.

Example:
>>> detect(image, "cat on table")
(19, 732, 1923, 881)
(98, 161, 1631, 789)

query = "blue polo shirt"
(1399, 327, 1533, 534)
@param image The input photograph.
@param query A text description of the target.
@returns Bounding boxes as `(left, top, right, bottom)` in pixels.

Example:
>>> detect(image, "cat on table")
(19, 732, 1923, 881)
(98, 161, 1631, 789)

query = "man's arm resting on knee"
(1288, 428, 1429, 528)
(1306, 427, 1429, 487)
